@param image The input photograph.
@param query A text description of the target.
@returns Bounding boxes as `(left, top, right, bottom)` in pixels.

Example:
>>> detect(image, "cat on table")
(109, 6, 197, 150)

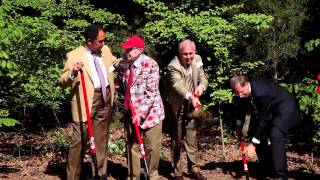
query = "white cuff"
(252, 137, 261, 145)
(185, 92, 192, 100)
(69, 72, 76, 80)
(236, 119, 242, 126)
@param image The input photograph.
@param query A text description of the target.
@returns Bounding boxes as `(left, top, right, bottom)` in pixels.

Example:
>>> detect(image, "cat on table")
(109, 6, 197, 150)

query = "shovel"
(79, 68, 99, 178)
(129, 102, 150, 179)
(240, 137, 250, 180)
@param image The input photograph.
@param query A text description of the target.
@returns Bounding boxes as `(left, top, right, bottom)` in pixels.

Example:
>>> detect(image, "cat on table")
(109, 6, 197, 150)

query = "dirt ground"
(0, 126, 319, 180)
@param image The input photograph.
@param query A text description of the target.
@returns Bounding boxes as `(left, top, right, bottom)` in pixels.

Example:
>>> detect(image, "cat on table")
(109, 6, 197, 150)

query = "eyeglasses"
(95, 38, 106, 44)
(126, 47, 138, 53)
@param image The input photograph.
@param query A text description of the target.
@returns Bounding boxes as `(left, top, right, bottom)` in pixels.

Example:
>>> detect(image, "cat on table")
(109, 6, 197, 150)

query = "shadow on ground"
(203, 160, 260, 179)
(44, 158, 175, 180)
(159, 159, 173, 179)
(203, 160, 320, 180)
(46, 160, 128, 180)
(107, 158, 174, 180)
(0, 165, 20, 174)
(45, 159, 67, 180)
(289, 169, 320, 180)
(107, 160, 127, 180)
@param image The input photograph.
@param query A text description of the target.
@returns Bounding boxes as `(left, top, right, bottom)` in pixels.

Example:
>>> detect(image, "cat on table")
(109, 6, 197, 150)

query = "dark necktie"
(124, 64, 134, 110)
(93, 53, 107, 104)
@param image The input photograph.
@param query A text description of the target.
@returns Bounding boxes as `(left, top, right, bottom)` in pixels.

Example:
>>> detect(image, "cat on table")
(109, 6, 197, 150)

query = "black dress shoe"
(274, 176, 287, 180)
(190, 171, 207, 180)
(175, 175, 184, 180)
(100, 175, 108, 180)
(86, 175, 107, 180)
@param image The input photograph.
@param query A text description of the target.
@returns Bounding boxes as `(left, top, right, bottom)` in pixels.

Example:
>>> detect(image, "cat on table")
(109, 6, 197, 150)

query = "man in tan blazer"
(166, 39, 208, 180)
(59, 24, 116, 180)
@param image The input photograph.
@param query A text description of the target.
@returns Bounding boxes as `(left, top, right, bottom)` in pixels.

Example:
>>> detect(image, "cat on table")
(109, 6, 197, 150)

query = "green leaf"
(0, 118, 20, 128)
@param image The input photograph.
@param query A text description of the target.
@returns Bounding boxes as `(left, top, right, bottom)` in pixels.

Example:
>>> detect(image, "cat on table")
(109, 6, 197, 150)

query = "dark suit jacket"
(250, 79, 299, 140)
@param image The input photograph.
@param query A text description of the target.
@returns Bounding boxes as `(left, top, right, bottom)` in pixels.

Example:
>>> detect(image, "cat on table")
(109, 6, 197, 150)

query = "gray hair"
(230, 75, 249, 89)
(178, 39, 196, 53)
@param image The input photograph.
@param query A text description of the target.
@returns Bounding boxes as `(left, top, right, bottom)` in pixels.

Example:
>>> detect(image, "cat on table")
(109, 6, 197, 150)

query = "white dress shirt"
(86, 49, 109, 88)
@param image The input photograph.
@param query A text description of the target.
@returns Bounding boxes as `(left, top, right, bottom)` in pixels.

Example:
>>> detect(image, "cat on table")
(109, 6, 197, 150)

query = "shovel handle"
(80, 69, 96, 154)
(240, 138, 249, 176)
(240, 141, 249, 172)
(130, 105, 146, 159)
(129, 103, 149, 176)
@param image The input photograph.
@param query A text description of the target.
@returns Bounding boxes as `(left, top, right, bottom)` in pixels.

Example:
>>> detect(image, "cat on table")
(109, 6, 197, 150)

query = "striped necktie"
(187, 66, 195, 94)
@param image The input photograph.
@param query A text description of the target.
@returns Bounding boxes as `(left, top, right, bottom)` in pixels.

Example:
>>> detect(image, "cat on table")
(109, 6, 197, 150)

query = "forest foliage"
(0, 0, 320, 143)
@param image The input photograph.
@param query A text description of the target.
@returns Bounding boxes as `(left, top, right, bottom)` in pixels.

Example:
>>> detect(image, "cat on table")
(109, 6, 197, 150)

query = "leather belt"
(94, 87, 109, 93)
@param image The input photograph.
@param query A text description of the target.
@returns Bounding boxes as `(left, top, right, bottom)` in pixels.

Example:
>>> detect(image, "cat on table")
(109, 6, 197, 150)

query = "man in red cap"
(115, 35, 165, 179)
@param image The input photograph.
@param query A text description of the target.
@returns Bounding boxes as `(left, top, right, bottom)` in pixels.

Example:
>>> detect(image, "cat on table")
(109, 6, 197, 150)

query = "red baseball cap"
(121, 36, 145, 49)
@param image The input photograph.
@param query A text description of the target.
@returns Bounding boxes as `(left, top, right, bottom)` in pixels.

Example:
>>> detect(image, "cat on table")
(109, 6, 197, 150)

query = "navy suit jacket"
(250, 79, 299, 140)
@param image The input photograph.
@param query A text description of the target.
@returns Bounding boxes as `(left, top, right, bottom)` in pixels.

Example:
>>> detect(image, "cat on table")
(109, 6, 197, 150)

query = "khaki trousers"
(124, 112, 162, 180)
(67, 89, 111, 180)
(171, 101, 199, 177)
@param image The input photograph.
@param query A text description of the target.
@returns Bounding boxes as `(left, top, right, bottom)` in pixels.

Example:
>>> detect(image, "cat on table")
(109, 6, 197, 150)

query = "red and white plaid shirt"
(117, 54, 165, 129)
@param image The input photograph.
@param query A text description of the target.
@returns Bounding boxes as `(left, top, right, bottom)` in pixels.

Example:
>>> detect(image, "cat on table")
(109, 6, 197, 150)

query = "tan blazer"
(59, 45, 116, 122)
(165, 54, 208, 115)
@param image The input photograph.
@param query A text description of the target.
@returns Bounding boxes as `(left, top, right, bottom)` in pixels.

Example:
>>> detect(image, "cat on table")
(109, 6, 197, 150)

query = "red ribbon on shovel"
(240, 137, 249, 180)
(79, 68, 98, 176)
(129, 102, 150, 178)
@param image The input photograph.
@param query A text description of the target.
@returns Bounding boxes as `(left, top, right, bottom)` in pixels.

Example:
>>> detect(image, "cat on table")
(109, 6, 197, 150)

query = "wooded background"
(0, 0, 319, 144)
